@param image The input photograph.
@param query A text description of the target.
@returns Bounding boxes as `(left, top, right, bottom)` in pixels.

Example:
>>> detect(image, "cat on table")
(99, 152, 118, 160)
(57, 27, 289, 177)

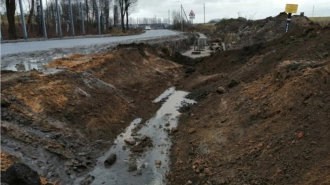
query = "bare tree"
(113, 3, 118, 27)
(100, 0, 111, 29)
(85, 0, 89, 29)
(117, 0, 125, 32)
(26, 0, 35, 31)
(123, 0, 137, 30)
(5, 0, 17, 39)
(172, 10, 181, 30)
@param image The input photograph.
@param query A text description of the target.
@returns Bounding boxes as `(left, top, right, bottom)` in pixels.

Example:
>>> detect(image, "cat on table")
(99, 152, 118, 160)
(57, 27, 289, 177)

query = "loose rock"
(188, 128, 196, 134)
(216, 86, 226, 94)
(104, 153, 117, 166)
(124, 138, 136, 145)
(1, 163, 42, 185)
(155, 160, 162, 168)
(204, 168, 212, 176)
(171, 127, 178, 133)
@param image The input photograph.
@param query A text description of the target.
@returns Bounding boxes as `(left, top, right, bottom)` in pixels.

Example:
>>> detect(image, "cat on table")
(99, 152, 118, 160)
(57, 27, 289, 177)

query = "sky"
(130, 0, 330, 23)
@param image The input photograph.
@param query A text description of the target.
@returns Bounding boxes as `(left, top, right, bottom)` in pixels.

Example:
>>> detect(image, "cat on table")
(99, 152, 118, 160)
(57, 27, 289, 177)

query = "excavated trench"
(76, 88, 195, 185)
(0, 35, 196, 184)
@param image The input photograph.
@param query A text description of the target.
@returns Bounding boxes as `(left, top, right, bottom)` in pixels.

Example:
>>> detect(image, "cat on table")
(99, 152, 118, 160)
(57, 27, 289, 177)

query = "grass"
(308, 17, 330, 22)
(308, 17, 330, 27)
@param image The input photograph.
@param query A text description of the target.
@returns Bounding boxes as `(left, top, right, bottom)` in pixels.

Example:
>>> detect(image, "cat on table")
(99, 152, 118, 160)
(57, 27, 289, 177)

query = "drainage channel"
(75, 87, 195, 185)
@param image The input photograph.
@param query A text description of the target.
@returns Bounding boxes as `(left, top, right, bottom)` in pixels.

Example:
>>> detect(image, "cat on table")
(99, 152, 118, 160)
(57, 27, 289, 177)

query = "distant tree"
(27, 0, 35, 32)
(208, 19, 221, 23)
(91, 0, 97, 24)
(104, 0, 111, 29)
(123, 0, 137, 30)
(113, 3, 119, 26)
(172, 10, 180, 30)
(85, 0, 89, 29)
(5, 0, 17, 39)
(117, 0, 125, 32)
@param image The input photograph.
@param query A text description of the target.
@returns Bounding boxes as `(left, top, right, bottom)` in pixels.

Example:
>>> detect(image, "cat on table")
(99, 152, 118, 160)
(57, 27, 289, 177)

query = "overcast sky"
(130, 0, 330, 23)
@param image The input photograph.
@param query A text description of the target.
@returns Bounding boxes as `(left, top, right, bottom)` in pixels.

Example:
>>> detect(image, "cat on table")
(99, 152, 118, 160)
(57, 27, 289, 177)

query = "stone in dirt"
(216, 86, 226, 94)
(1, 163, 42, 185)
(141, 135, 148, 141)
(204, 168, 212, 176)
(104, 153, 117, 166)
(227, 79, 239, 88)
(188, 128, 196, 134)
(171, 127, 178, 133)
(124, 138, 136, 145)
(155, 160, 162, 168)
(131, 146, 144, 153)
(1, 96, 11, 107)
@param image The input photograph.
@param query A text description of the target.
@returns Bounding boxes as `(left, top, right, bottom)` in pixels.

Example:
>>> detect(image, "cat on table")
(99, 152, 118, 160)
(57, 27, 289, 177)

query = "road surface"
(1, 30, 179, 56)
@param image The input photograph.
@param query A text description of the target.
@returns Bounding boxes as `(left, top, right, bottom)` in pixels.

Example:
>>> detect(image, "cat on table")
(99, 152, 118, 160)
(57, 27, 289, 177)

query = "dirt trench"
(0, 36, 192, 184)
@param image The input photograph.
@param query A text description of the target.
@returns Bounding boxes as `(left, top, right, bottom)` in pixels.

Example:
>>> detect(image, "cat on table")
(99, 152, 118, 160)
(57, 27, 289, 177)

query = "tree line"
(2, 0, 138, 39)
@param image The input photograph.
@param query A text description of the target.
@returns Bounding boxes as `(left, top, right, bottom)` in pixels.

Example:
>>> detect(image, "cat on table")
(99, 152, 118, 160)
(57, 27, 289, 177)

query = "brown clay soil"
(1, 14, 330, 185)
(168, 18, 330, 185)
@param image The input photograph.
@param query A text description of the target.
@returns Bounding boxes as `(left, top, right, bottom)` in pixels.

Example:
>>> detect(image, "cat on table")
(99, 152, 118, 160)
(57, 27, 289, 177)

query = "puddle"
(41, 68, 64, 75)
(1, 54, 68, 74)
(3, 60, 49, 71)
(153, 87, 175, 103)
(75, 88, 195, 185)
(2, 60, 64, 75)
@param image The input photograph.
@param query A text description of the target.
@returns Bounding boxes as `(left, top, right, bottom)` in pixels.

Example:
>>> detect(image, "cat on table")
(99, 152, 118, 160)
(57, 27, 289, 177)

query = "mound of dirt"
(1, 44, 183, 184)
(211, 12, 316, 50)
(168, 17, 330, 185)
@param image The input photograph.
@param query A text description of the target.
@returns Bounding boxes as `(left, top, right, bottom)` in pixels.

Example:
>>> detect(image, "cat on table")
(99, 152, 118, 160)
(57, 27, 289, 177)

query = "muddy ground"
(168, 17, 330, 185)
(1, 35, 192, 184)
(1, 14, 330, 185)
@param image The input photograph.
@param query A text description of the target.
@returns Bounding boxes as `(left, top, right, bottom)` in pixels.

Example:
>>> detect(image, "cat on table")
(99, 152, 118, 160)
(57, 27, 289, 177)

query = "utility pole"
(168, 9, 170, 25)
(18, 0, 28, 39)
(181, 4, 183, 31)
(312, 6, 314, 17)
(204, 3, 205, 24)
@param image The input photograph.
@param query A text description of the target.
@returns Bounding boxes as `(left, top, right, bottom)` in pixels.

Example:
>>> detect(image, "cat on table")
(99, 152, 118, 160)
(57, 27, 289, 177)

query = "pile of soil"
(212, 13, 316, 50)
(168, 17, 330, 185)
(1, 43, 183, 184)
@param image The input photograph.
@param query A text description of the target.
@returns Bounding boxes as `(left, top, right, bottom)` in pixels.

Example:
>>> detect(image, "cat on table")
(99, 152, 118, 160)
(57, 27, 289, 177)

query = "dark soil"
(168, 15, 330, 185)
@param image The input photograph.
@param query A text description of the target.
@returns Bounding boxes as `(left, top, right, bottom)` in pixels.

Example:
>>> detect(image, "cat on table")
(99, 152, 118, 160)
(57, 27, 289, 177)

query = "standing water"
(75, 87, 195, 185)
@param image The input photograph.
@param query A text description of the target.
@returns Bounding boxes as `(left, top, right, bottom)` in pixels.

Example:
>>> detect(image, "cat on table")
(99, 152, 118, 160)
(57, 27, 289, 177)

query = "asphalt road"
(0, 30, 179, 56)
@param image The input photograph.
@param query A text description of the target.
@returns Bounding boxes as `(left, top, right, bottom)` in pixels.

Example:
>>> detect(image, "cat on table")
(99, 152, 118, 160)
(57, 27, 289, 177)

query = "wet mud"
(77, 88, 195, 185)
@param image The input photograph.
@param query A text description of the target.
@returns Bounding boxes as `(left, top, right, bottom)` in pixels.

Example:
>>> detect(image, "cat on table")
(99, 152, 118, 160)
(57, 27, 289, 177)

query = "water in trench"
(2, 56, 66, 74)
(75, 87, 195, 185)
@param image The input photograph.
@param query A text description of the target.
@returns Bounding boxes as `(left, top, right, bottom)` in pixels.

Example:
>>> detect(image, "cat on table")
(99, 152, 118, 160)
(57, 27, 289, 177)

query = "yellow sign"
(285, 4, 298, 13)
